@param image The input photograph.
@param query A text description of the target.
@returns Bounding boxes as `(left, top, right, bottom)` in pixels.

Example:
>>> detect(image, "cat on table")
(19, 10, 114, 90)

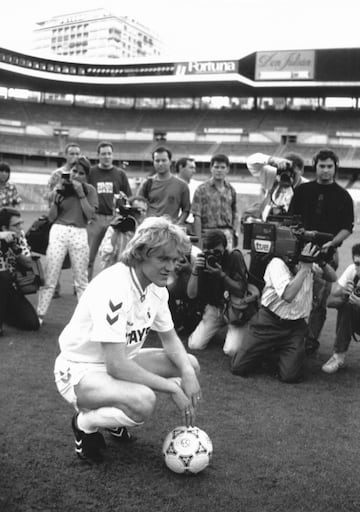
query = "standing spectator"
(37, 157, 98, 325)
(244, 152, 306, 290)
(98, 195, 148, 270)
(187, 230, 259, 357)
(0, 207, 39, 335)
(322, 243, 360, 373)
(138, 147, 190, 224)
(45, 142, 81, 297)
(88, 141, 132, 280)
(191, 154, 239, 250)
(0, 162, 21, 208)
(46, 143, 81, 206)
(175, 157, 197, 234)
(175, 157, 196, 194)
(289, 148, 354, 354)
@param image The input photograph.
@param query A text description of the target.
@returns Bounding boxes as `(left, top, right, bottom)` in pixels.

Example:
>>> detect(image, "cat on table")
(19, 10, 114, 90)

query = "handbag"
(25, 215, 71, 269)
(224, 283, 259, 326)
(15, 254, 45, 295)
(26, 215, 52, 255)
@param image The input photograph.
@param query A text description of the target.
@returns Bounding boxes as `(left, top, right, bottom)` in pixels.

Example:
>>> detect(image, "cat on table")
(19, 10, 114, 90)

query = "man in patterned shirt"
(191, 154, 238, 250)
(0, 162, 21, 208)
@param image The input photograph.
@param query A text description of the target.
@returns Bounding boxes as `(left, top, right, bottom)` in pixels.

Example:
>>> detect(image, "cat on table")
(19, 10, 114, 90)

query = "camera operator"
(187, 230, 259, 357)
(37, 157, 98, 325)
(0, 207, 39, 335)
(244, 152, 306, 290)
(289, 148, 354, 355)
(231, 243, 337, 383)
(322, 243, 360, 374)
(99, 195, 148, 270)
(246, 152, 306, 221)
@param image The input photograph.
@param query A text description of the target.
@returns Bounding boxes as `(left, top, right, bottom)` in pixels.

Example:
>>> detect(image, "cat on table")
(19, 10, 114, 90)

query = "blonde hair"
(121, 216, 191, 266)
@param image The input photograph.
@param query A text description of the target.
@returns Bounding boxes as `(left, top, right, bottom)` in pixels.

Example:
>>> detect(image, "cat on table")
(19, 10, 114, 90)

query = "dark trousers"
(306, 272, 332, 344)
(0, 271, 39, 331)
(231, 307, 307, 382)
(334, 301, 359, 353)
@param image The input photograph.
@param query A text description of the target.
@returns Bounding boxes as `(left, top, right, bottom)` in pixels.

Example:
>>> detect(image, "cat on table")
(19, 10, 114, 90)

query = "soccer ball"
(162, 426, 213, 474)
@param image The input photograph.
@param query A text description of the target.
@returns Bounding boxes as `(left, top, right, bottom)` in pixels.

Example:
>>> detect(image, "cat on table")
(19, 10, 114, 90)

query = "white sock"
(77, 407, 143, 433)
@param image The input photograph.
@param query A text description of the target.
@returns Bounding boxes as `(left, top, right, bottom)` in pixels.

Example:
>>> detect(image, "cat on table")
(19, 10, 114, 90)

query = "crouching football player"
(54, 216, 201, 463)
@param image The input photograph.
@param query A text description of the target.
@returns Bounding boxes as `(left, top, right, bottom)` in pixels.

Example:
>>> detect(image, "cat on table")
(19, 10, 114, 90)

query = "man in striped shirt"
(231, 243, 336, 383)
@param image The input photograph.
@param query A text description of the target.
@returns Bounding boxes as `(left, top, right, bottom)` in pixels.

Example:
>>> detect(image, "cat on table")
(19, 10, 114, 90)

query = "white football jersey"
(58, 262, 173, 363)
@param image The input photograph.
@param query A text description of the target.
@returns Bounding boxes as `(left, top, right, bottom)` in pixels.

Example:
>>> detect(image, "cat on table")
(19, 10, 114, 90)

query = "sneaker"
(71, 414, 106, 463)
(107, 426, 135, 443)
(321, 354, 346, 374)
(38, 316, 44, 327)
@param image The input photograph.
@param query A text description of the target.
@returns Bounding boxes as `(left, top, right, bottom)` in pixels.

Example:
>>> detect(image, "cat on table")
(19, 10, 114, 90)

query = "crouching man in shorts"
(54, 216, 201, 464)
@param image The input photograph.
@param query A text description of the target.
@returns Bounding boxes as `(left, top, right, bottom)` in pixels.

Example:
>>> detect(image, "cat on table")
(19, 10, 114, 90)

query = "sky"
(0, 0, 359, 60)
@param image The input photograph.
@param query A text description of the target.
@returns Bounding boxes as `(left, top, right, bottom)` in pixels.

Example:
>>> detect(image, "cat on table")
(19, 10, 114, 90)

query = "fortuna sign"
(175, 60, 237, 75)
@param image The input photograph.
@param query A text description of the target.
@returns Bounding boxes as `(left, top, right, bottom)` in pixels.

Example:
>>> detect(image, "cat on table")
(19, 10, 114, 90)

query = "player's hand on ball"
(168, 378, 195, 427)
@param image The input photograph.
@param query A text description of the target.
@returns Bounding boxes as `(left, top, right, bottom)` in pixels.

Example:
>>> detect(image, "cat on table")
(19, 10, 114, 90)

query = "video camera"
(243, 215, 335, 265)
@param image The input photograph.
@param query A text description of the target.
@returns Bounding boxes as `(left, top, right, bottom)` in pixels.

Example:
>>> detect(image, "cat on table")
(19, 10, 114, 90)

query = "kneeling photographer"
(322, 243, 360, 374)
(37, 157, 98, 325)
(187, 230, 259, 357)
(231, 240, 337, 383)
(0, 207, 40, 335)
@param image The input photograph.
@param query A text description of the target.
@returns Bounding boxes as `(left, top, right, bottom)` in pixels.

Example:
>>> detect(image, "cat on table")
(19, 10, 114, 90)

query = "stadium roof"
(1, 46, 360, 97)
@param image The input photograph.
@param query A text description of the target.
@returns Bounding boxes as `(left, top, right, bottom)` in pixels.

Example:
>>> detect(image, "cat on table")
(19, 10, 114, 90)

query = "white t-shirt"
(261, 257, 313, 320)
(58, 262, 173, 363)
(338, 263, 357, 288)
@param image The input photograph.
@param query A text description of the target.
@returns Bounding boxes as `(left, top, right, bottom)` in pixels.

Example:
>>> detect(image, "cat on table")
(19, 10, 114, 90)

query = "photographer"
(187, 230, 259, 357)
(99, 195, 148, 270)
(167, 239, 202, 334)
(322, 243, 360, 374)
(231, 243, 337, 382)
(244, 152, 306, 290)
(37, 157, 98, 325)
(0, 207, 39, 335)
(246, 152, 306, 221)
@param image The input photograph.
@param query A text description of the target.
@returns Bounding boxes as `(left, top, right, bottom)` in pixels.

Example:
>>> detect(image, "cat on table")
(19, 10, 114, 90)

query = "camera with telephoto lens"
(276, 161, 296, 186)
(110, 202, 142, 233)
(243, 214, 335, 265)
(1, 234, 22, 255)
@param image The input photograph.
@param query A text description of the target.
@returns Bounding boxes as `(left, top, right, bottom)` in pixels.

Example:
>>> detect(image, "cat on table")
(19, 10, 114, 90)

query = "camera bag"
(15, 254, 45, 295)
